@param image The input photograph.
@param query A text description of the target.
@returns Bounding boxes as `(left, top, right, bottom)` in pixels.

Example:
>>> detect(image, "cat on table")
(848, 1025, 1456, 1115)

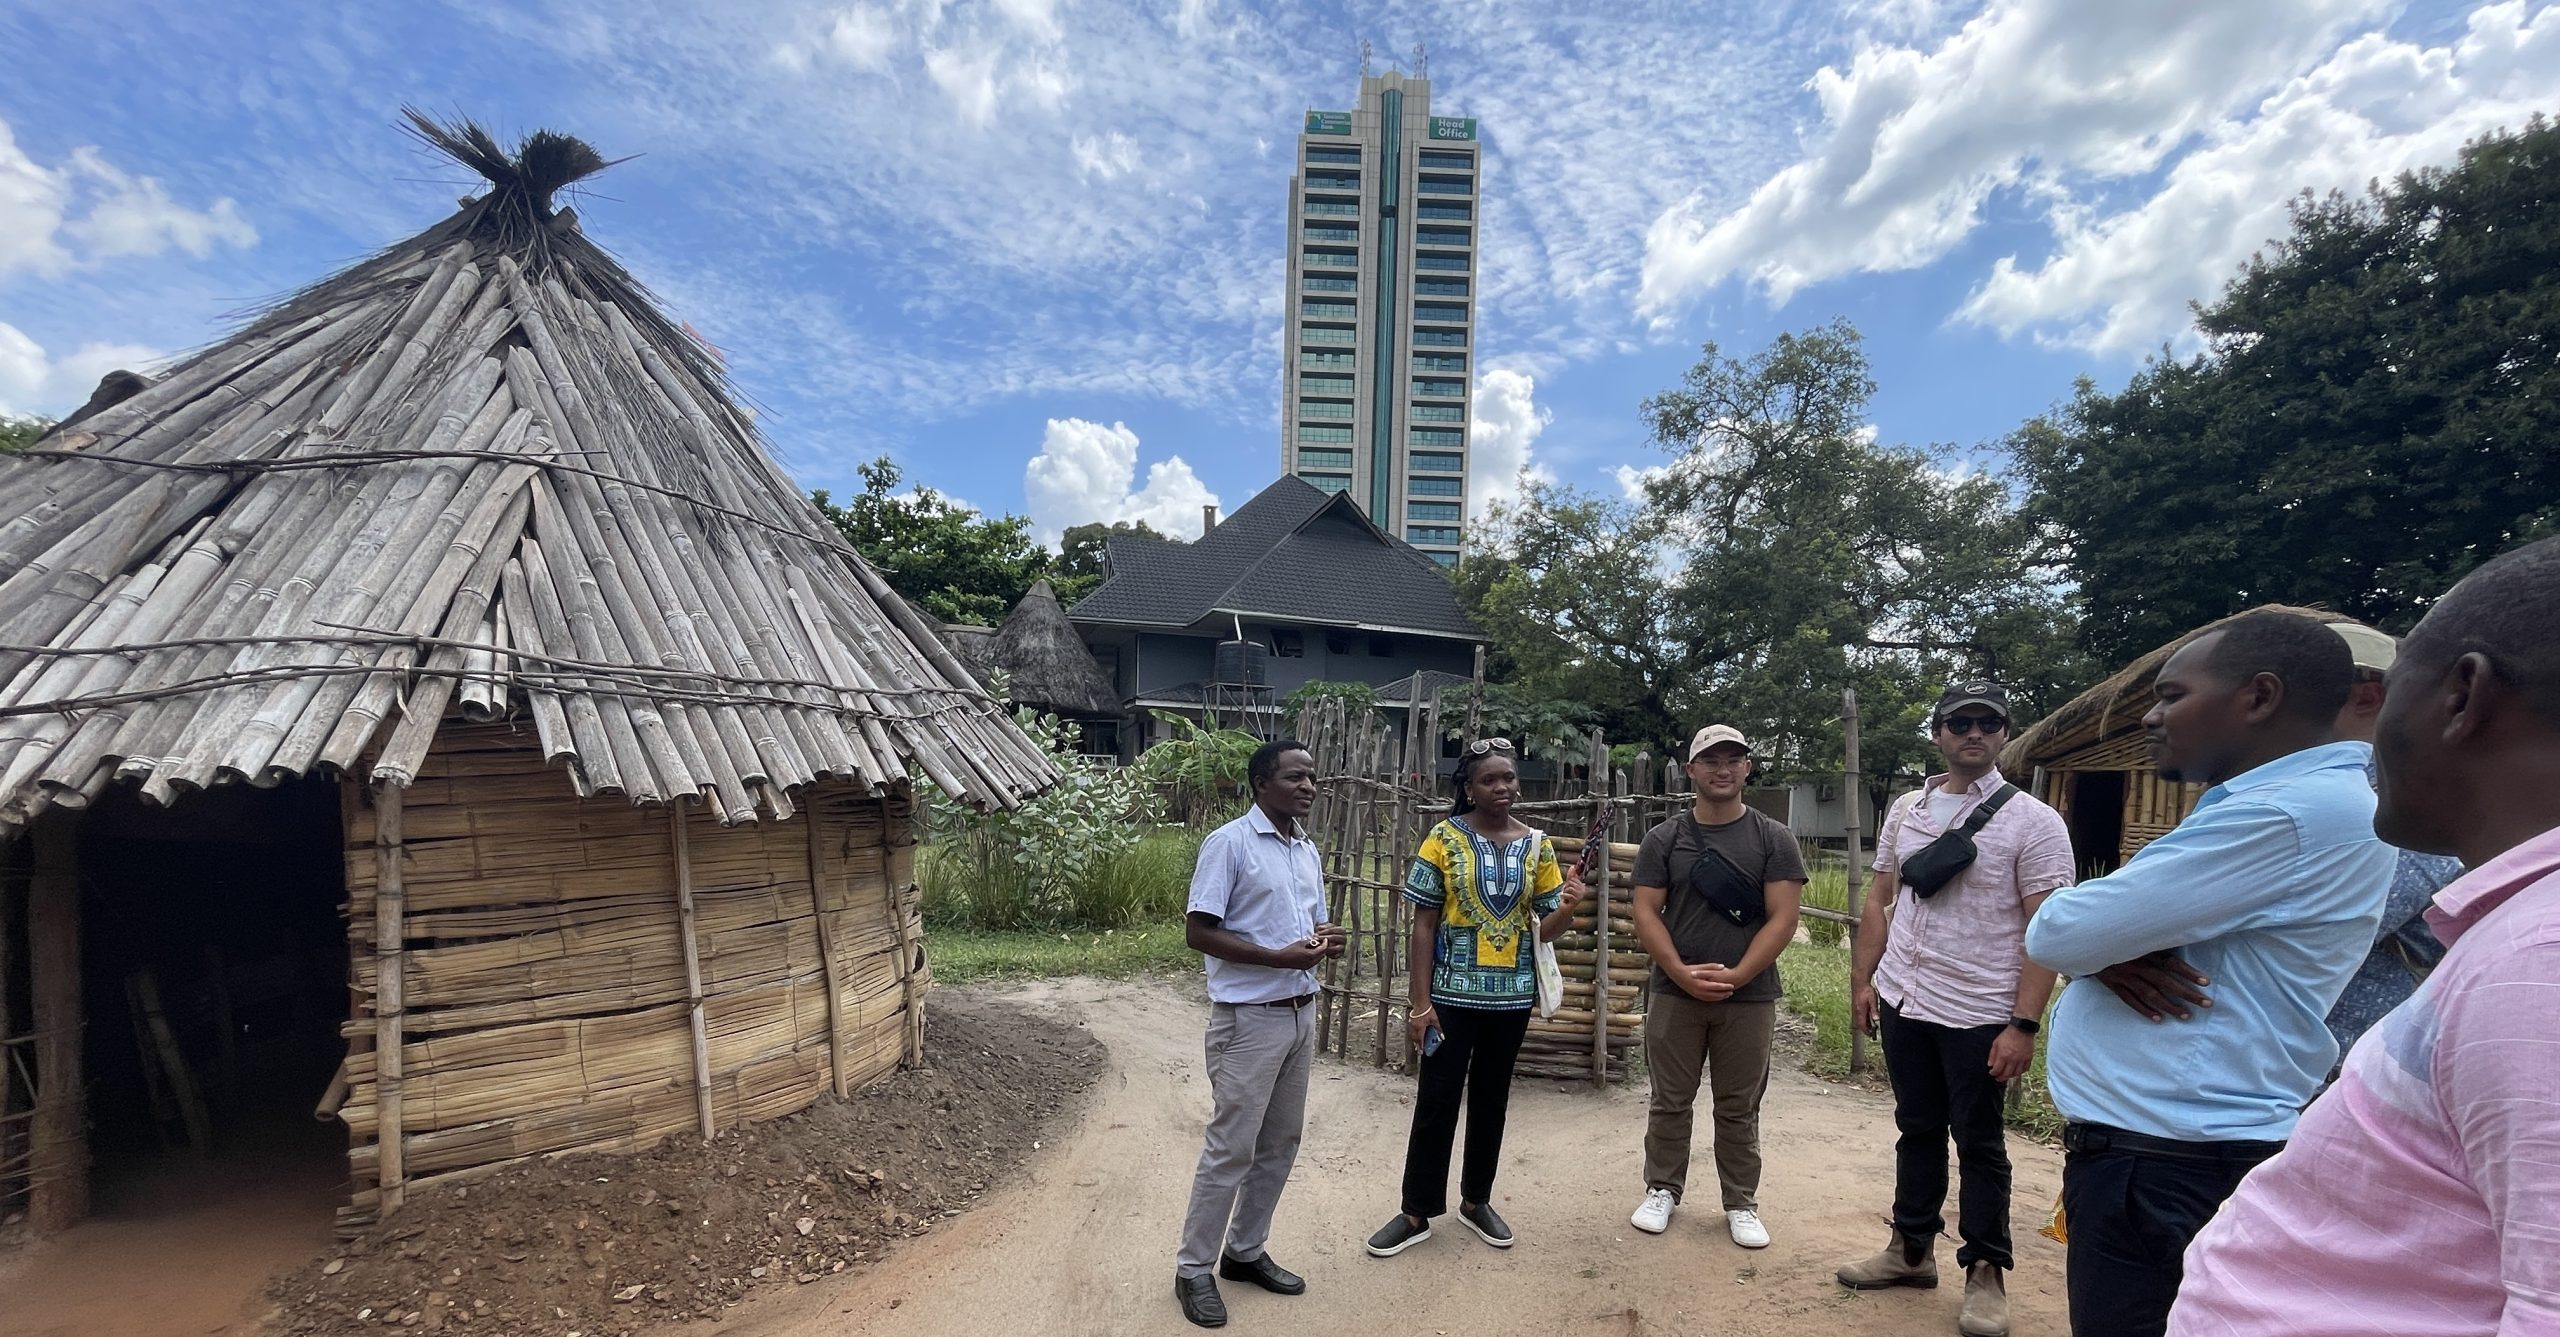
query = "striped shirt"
(2171, 823, 2560, 1336)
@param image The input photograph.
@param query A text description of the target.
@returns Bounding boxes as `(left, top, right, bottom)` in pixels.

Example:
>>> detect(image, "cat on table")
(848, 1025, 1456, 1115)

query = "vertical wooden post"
(881, 820, 925, 1068)
(671, 805, 716, 1139)
(1465, 643, 1485, 740)
(28, 814, 85, 1232)
(370, 785, 408, 1215)
(1, 834, 19, 1210)
(1587, 729, 1612, 1087)
(805, 794, 849, 1098)
(1841, 687, 1869, 1077)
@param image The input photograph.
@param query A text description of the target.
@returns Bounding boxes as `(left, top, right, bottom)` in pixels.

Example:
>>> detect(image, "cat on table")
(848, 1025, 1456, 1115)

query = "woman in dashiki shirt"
(1365, 738, 1587, 1258)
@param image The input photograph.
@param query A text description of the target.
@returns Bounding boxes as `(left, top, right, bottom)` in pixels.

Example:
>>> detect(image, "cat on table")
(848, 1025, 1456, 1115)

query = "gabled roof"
(0, 115, 1053, 829)
(1067, 477, 1481, 640)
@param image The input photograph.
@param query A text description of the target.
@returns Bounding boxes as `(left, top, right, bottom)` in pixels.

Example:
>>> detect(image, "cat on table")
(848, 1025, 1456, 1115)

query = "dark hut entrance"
(2062, 770, 2128, 877)
(75, 779, 347, 1211)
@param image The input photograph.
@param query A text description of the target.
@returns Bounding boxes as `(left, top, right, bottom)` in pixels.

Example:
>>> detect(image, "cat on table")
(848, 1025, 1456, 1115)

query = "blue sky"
(4, 0, 2553, 545)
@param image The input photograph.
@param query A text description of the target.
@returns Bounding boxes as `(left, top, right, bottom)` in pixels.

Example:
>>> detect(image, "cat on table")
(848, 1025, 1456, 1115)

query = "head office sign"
(1428, 117, 1476, 140)
(1306, 110, 1353, 135)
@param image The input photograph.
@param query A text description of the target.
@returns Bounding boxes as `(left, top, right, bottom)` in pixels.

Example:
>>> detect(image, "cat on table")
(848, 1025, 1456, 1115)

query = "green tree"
(1, 414, 53, 453)
(2012, 117, 2560, 663)
(1049, 519, 1164, 606)
(1467, 321, 2089, 804)
(812, 456, 1050, 626)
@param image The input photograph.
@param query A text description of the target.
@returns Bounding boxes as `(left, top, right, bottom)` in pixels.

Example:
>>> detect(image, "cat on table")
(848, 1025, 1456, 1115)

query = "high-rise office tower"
(1281, 70, 1477, 566)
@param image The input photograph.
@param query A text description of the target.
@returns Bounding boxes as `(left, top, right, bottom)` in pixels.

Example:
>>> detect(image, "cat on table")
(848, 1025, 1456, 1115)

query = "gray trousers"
(1176, 1000, 1316, 1277)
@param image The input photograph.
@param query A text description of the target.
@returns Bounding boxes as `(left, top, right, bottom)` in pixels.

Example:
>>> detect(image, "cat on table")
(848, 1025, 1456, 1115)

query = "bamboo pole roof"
(1999, 602, 2361, 775)
(0, 114, 1055, 829)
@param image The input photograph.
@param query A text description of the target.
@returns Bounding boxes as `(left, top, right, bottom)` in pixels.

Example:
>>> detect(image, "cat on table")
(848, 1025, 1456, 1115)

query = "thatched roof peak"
(0, 113, 1054, 829)
(988, 580, 1119, 718)
(2001, 603, 2364, 773)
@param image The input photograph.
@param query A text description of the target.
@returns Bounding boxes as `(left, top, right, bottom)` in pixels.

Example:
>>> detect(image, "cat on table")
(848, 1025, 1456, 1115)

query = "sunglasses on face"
(1464, 737, 1517, 756)
(1940, 715, 2008, 736)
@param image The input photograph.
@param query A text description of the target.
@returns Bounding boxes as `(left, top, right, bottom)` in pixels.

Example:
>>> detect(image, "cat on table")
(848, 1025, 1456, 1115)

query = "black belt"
(1238, 993, 1316, 1009)
(2063, 1121, 2285, 1163)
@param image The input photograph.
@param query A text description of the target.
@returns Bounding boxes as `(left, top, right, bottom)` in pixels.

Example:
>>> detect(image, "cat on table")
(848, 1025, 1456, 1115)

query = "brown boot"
(1958, 1262, 2008, 1337)
(1834, 1229, 1938, 1289)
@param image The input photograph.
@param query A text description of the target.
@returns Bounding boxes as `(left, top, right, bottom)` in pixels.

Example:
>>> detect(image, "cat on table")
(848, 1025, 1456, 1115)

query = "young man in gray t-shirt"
(1626, 724, 1807, 1248)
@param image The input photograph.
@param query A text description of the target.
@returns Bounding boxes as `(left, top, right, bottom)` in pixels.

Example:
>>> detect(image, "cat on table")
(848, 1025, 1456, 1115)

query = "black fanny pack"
(1896, 783, 2018, 900)
(1681, 818, 1767, 928)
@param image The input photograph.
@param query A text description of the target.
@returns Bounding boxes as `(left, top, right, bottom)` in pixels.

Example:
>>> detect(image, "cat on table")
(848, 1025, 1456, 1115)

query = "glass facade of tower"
(1281, 73, 1477, 566)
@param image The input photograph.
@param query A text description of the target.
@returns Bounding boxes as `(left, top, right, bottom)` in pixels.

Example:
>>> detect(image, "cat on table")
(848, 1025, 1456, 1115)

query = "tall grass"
(921, 825, 1204, 930)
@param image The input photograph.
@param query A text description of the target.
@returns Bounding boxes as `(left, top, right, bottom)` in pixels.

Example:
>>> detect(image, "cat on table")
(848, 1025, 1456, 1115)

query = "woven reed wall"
(334, 721, 922, 1225)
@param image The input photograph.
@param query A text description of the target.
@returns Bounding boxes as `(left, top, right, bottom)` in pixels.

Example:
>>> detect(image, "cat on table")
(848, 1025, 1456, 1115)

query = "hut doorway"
(2064, 771, 2128, 878)
(73, 776, 347, 1217)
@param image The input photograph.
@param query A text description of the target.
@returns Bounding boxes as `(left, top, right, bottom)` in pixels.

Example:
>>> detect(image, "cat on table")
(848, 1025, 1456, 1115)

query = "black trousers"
(2060, 1123, 2282, 1337)
(1878, 1000, 2014, 1269)
(1399, 1003, 1530, 1219)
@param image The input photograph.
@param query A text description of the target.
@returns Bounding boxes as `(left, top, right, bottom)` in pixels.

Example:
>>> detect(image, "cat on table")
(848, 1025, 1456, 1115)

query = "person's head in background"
(2330, 622, 2399, 744)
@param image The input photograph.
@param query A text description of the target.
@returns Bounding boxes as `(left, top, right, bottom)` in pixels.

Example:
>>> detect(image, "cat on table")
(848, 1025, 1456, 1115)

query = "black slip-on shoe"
(1365, 1213, 1432, 1257)
(1458, 1201, 1515, 1248)
(1176, 1273, 1227, 1328)
(1219, 1251, 1306, 1295)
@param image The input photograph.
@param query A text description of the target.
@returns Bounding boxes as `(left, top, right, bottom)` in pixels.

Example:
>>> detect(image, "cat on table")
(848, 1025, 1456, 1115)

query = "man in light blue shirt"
(1174, 739, 1345, 1328)
(2025, 611, 2395, 1337)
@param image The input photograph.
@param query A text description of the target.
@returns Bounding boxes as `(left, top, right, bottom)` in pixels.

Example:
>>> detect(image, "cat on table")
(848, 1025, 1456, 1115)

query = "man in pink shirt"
(2172, 536, 2560, 1335)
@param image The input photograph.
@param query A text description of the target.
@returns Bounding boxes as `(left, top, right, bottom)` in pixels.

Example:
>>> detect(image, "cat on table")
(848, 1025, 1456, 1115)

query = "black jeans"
(1878, 1000, 2014, 1269)
(2060, 1123, 2283, 1337)
(1399, 1003, 1530, 1219)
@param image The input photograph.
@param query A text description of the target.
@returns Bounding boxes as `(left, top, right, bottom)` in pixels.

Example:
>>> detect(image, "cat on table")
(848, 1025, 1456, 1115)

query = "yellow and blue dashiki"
(1402, 816, 1565, 1010)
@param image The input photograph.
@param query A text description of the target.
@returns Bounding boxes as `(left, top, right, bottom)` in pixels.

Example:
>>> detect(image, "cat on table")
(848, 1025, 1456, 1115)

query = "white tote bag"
(1532, 832, 1566, 1018)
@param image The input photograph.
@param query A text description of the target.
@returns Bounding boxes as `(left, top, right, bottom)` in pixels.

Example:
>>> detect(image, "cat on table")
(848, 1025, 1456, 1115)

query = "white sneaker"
(1726, 1209, 1771, 1249)
(1630, 1188, 1676, 1234)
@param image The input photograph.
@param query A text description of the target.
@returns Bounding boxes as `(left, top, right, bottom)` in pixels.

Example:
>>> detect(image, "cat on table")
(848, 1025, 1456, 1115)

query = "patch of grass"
(922, 825, 1204, 931)
(927, 918, 1200, 985)
(1779, 939, 2063, 1140)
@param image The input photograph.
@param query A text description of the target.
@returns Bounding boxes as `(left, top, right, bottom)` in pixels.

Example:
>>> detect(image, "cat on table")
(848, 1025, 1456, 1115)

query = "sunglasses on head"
(1940, 715, 2008, 736)
(1464, 737, 1516, 756)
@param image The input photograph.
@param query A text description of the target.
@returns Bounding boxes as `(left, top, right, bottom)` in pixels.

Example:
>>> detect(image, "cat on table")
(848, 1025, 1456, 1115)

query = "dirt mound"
(266, 990, 1104, 1335)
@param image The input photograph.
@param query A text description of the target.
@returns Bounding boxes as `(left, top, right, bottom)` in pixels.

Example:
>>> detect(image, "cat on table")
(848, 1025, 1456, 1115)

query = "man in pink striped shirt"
(2172, 536, 2560, 1335)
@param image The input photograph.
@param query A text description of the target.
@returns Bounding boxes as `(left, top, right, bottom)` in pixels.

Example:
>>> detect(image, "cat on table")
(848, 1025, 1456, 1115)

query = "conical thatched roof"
(988, 580, 1119, 717)
(0, 114, 1053, 829)
(2000, 602, 2362, 774)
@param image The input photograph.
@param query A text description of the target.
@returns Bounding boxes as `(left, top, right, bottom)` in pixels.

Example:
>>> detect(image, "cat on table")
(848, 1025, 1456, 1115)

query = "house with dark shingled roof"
(1068, 477, 1484, 756)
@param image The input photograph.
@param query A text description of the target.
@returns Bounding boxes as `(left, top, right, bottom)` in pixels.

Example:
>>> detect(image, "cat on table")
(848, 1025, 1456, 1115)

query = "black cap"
(1934, 680, 2011, 724)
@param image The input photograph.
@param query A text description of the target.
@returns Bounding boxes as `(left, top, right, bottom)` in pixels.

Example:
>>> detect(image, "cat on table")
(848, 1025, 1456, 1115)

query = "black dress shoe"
(1220, 1250, 1307, 1295)
(1176, 1273, 1228, 1328)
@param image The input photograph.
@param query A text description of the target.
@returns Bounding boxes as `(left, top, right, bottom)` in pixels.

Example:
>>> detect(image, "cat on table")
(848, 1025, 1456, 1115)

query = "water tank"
(1212, 639, 1270, 686)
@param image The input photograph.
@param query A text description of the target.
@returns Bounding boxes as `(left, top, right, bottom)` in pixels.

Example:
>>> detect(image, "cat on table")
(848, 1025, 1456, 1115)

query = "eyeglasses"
(1940, 715, 2008, 736)
(1464, 737, 1516, 756)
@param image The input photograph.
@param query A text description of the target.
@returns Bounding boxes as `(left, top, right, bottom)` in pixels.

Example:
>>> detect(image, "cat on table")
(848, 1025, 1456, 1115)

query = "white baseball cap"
(2332, 622, 2397, 674)
(1687, 724, 1751, 760)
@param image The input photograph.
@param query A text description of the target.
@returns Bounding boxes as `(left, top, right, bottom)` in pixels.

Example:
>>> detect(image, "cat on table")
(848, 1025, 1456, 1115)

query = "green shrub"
(919, 708, 1162, 929)
(1132, 712, 1260, 827)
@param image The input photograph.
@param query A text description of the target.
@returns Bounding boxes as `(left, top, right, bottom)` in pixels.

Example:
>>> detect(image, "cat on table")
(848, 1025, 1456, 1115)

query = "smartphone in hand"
(1422, 1025, 1444, 1057)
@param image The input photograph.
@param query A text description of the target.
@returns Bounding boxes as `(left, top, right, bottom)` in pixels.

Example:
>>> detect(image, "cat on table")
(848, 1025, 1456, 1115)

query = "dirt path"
(718, 977, 2070, 1337)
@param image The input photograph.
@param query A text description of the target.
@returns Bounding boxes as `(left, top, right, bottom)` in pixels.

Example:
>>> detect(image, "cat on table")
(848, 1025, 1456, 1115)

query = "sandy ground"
(718, 976, 2071, 1337)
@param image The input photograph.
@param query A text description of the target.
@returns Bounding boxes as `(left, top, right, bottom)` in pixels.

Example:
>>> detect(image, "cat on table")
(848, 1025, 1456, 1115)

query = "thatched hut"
(2000, 604, 2358, 874)
(0, 116, 1053, 1238)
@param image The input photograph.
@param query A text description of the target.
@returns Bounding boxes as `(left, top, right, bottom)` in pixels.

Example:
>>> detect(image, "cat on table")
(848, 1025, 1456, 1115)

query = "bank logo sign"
(1306, 110, 1353, 135)
(1428, 117, 1476, 140)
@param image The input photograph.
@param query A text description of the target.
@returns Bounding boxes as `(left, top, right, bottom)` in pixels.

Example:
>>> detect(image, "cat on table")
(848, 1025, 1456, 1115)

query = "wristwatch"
(2007, 1016, 2040, 1035)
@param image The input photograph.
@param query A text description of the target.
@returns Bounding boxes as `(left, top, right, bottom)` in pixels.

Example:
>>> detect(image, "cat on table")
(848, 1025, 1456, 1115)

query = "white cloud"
(1469, 367, 1554, 520)
(1070, 131, 1143, 181)
(821, 6, 901, 70)
(1959, 1, 2560, 353)
(0, 118, 256, 280)
(1021, 417, 1219, 545)
(1637, 0, 2385, 316)
(0, 320, 159, 419)
(1612, 462, 1665, 502)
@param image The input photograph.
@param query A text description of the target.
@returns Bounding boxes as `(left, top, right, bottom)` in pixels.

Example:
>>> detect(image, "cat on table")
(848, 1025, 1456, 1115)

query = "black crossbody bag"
(1679, 813, 1769, 928)
(1896, 783, 2018, 899)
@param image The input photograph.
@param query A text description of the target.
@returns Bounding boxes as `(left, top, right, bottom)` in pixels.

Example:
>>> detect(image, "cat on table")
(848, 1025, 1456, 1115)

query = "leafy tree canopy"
(1050, 519, 1163, 606)
(813, 456, 1049, 626)
(1, 415, 52, 453)
(2011, 116, 2560, 663)
(1461, 320, 2090, 805)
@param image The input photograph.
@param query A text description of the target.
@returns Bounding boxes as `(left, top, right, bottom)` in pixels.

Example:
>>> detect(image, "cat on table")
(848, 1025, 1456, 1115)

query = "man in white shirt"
(1174, 739, 1344, 1328)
